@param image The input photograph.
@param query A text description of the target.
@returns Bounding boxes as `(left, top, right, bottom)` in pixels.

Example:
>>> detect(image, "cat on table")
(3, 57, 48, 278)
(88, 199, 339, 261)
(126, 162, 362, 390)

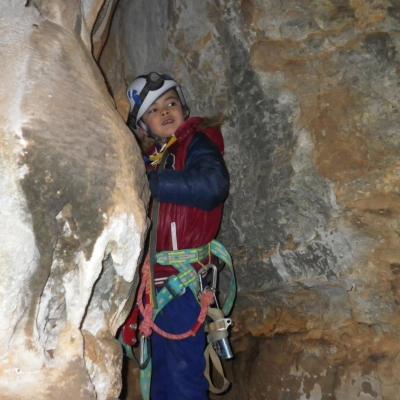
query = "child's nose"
(161, 107, 169, 115)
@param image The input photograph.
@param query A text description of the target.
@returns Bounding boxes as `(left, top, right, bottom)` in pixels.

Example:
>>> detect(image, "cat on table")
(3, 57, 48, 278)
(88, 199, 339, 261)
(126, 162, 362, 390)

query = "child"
(126, 72, 230, 400)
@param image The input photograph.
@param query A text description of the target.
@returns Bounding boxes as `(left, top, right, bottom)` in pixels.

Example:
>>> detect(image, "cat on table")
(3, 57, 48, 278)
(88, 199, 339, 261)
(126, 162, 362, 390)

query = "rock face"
(0, 1, 147, 399)
(102, 1, 400, 399)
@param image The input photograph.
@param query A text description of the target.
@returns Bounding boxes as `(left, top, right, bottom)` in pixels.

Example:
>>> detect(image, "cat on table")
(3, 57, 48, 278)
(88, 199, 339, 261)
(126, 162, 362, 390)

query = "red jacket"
(147, 117, 229, 272)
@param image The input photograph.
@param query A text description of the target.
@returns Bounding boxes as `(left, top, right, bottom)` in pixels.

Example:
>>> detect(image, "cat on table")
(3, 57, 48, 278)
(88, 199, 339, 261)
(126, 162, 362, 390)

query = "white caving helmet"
(127, 72, 190, 131)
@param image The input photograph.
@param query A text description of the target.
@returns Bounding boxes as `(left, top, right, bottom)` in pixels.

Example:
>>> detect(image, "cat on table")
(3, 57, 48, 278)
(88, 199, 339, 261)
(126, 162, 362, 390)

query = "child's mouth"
(162, 118, 174, 126)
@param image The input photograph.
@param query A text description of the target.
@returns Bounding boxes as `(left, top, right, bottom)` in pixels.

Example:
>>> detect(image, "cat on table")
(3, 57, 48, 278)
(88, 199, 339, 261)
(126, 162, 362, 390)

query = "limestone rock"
(0, 2, 147, 399)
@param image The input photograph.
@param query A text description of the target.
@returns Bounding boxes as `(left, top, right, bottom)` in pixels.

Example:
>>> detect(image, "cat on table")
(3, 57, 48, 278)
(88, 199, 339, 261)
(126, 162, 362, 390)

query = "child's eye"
(167, 101, 177, 107)
(147, 107, 157, 114)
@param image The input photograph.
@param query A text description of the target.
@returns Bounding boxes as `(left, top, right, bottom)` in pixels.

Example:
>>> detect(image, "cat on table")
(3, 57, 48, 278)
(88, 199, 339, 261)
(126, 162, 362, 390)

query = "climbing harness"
(137, 240, 236, 399)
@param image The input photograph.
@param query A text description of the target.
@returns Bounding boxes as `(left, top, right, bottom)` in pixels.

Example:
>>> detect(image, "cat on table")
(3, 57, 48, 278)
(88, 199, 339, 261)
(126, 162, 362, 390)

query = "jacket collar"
(145, 117, 204, 159)
(174, 117, 204, 143)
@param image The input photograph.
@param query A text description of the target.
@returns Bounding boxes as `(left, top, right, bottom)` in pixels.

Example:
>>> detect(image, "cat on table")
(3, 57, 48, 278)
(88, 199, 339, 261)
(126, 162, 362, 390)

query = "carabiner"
(198, 264, 220, 308)
(139, 334, 151, 370)
(210, 264, 218, 292)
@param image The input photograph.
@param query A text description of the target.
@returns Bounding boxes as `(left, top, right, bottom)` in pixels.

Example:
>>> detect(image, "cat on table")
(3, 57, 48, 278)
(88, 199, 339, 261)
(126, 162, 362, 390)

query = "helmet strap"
(138, 119, 148, 132)
(138, 119, 166, 144)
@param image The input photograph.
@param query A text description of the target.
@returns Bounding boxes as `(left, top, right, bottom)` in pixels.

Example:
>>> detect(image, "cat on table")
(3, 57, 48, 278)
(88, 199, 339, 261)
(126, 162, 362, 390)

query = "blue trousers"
(150, 290, 209, 400)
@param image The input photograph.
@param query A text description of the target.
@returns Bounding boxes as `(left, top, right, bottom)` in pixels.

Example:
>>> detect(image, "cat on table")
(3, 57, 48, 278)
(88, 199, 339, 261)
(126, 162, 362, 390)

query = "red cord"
(137, 256, 214, 340)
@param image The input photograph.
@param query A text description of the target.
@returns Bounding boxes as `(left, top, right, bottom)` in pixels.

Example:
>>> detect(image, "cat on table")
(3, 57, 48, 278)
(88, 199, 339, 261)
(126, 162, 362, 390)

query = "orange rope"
(137, 256, 214, 340)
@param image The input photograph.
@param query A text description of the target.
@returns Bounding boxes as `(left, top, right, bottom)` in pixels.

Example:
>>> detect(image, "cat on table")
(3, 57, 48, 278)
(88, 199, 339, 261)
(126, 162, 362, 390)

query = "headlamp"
(130, 73, 173, 122)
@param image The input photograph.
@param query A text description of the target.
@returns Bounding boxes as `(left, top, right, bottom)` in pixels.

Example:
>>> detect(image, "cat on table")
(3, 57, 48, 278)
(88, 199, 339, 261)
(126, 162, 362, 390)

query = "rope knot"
(200, 289, 215, 307)
(139, 304, 153, 337)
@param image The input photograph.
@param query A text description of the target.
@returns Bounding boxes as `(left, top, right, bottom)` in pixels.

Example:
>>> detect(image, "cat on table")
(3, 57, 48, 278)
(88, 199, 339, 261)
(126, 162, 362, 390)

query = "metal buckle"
(215, 318, 232, 331)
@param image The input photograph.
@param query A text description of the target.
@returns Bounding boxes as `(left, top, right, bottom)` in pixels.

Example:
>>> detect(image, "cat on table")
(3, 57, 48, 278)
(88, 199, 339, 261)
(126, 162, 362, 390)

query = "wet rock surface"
(102, 1, 400, 398)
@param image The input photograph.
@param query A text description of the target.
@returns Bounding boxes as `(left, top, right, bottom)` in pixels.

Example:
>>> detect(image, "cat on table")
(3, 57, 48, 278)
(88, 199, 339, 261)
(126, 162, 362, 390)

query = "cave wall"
(0, 1, 147, 399)
(102, 1, 400, 399)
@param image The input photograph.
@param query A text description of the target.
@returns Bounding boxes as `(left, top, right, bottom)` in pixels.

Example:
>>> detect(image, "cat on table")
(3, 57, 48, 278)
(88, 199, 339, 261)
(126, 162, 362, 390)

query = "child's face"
(142, 89, 185, 138)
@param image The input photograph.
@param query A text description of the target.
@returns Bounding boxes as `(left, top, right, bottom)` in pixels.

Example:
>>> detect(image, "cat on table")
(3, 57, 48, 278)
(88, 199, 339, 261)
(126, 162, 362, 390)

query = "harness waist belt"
(156, 243, 211, 266)
(154, 260, 210, 287)
(154, 243, 212, 286)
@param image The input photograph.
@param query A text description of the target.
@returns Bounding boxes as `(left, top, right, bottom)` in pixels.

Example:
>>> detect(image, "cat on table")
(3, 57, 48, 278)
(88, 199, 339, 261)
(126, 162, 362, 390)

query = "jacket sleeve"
(148, 133, 229, 211)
